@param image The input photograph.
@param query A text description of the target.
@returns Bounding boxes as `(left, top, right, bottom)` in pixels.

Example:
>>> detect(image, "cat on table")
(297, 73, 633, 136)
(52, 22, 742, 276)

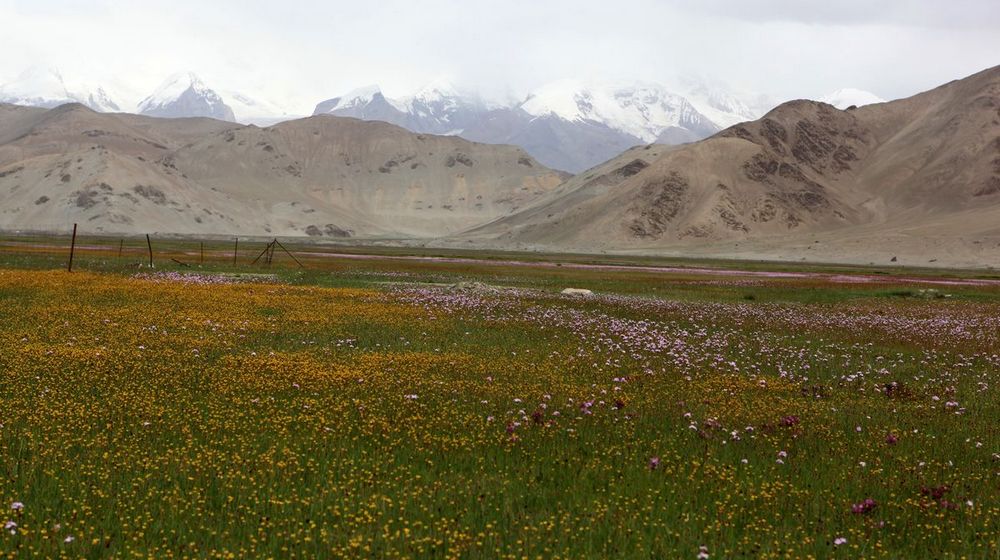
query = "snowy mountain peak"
(79, 87, 121, 113)
(9, 66, 68, 95)
(399, 79, 480, 130)
(329, 85, 391, 111)
(0, 66, 121, 112)
(313, 85, 406, 116)
(141, 72, 209, 109)
(818, 88, 886, 110)
(137, 72, 235, 121)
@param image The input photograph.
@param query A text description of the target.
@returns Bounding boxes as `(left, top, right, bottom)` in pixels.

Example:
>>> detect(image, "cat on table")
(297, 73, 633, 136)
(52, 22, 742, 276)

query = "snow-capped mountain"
(77, 88, 121, 113)
(519, 80, 719, 143)
(671, 74, 779, 129)
(678, 85, 759, 128)
(0, 66, 121, 112)
(399, 79, 484, 135)
(315, 85, 392, 113)
(313, 79, 733, 172)
(313, 80, 484, 136)
(818, 88, 886, 110)
(313, 85, 410, 126)
(138, 72, 235, 121)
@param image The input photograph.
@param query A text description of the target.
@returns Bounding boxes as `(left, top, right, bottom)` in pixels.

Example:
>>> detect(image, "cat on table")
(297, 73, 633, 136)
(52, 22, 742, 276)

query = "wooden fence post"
(146, 234, 154, 268)
(67, 223, 78, 272)
(233, 237, 238, 266)
(200, 242, 204, 265)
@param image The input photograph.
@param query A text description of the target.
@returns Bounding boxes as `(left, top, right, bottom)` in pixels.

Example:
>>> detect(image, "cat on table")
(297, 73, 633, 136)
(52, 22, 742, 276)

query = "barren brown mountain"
(453, 66, 1000, 267)
(0, 104, 564, 237)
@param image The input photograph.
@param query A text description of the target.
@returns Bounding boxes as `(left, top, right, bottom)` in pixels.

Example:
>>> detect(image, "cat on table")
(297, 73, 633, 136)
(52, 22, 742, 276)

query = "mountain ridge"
(0, 103, 564, 237)
(3, 66, 998, 267)
(313, 79, 753, 172)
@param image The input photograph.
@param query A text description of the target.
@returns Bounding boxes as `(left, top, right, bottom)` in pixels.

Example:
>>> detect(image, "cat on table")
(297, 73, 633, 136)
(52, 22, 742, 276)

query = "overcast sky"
(1, 0, 997, 113)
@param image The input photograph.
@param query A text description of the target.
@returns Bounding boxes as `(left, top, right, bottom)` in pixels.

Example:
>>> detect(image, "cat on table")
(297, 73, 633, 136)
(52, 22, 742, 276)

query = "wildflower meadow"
(0, 244, 998, 558)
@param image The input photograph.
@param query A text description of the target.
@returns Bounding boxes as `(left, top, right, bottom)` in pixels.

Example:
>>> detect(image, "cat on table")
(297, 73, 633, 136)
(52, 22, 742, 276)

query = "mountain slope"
(455, 66, 1000, 266)
(462, 109, 643, 176)
(0, 104, 564, 237)
(167, 115, 565, 236)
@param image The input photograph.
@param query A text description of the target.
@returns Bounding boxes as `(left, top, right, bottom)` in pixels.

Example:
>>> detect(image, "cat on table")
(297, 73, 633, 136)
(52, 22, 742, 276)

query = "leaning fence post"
(233, 237, 238, 266)
(67, 223, 78, 272)
(251, 240, 273, 266)
(146, 234, 154, 268)
(274, 239, 305, 268)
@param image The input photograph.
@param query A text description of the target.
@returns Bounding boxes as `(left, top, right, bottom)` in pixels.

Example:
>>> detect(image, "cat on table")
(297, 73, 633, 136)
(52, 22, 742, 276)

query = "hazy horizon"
(1, 0, 998, 114)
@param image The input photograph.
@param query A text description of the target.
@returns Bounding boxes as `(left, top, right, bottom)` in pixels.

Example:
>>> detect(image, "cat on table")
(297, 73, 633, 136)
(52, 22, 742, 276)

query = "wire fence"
(0, 224, 309, 273)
